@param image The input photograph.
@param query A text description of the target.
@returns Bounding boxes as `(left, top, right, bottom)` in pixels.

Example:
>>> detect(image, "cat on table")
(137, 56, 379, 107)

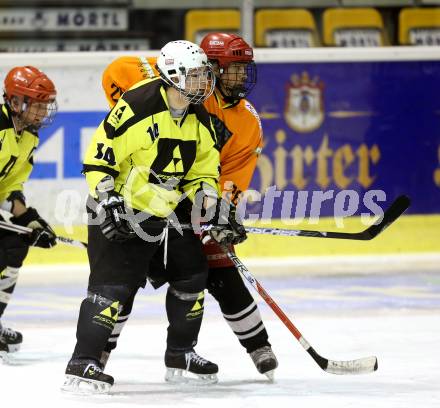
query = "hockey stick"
(0, 195, 409, 249)
(176, 195, 410, 240)
(0, 220, 88, 249)
(223, 248, 378, 375)
(241, 195, 410, 240)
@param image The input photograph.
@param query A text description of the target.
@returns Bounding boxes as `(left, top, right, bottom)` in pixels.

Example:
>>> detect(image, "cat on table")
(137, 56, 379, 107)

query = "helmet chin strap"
(216, 82, 242, 104)
(7, 98, 43, 133)
(6, 99, 26, 134)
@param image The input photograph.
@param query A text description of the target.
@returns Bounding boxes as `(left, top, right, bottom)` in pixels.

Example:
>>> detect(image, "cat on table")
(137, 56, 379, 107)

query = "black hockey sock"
(166, 286, 205, 351)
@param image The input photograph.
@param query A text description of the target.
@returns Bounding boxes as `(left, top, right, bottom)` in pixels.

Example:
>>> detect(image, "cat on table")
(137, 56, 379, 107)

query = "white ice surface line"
(243, 253, 440, 275)
(243, 252, 440, 267)
(18, 252, 440, 284)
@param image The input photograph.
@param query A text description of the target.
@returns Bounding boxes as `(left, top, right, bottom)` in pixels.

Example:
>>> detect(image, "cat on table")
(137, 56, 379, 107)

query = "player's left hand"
(10, 207, 57, 248)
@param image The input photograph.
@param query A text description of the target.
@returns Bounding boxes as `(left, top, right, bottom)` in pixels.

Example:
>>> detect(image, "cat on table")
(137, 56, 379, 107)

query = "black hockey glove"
(10, 207, 57, 248)
(203, 198, 247, 246)
(96, 190, 134, 242)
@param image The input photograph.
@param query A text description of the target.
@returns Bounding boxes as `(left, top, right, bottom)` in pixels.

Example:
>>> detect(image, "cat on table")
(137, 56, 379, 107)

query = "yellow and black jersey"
(83, 78, 220, 218)
(0, 104, 38, 204)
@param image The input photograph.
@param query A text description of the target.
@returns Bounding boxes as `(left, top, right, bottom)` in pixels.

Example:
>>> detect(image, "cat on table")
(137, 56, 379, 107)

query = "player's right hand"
(96, 191, 134, 242)
(10, 207, 57, 248)
(202, 198, 247, 246)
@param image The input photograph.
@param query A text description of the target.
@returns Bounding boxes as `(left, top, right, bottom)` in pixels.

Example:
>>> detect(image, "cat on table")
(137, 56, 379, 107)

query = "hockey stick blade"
(308, 347, 378, 375)
(242, 194, 410, 240)
(357, 194, 411, 240)
(225, 250, 378, 375)
(323, 195, 410, 240)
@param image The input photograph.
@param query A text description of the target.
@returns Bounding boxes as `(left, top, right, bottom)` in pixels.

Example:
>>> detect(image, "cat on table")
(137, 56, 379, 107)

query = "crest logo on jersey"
(284, 72, 324, 133)
(108, 105, 126, 127)
(163, 145, 184, 174)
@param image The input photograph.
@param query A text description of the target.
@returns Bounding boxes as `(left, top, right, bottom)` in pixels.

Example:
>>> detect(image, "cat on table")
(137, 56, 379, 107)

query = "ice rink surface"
(1, 264, 439, 408)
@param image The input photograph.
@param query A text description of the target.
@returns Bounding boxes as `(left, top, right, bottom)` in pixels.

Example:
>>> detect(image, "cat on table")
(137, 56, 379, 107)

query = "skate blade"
(0, 351, 11, 364)
(0, 343, 20, 356)
(7, 344, 21, 353)
(0, 346, 19, 364)
(264, 369, 275, 382)
(165, 368, 218, 385)
(61, 375, 112, 395)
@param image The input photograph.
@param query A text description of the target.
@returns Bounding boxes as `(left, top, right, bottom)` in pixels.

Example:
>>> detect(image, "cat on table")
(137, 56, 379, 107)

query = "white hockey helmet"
(156, 40, 215, 104)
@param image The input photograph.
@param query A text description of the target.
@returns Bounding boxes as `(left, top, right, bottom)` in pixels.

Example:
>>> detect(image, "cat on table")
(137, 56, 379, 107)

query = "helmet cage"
(160, 64, 215, 105)
(6, 95, 58, 131)
(21, 98, 58, 131)
(157, 40, 216, 105)
(200, 33, 257, 101)
(218, 60, 257, 100)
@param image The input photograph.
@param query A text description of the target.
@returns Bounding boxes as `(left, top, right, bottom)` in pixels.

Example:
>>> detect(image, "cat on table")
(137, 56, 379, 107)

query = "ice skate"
(250, 346, 278, 381)
(165, 349, 218, 385)
(0, 323, 23, 361)
(62, 359, 114, 394)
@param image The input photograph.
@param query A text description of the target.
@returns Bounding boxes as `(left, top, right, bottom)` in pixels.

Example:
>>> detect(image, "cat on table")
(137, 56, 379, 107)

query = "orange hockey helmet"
(4, 66, 56, 102)
(200, 33, 256, 100)
(3, 66, 57, 130)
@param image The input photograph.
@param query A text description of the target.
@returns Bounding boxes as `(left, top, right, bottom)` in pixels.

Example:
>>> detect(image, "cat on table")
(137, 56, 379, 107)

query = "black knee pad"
(170, 272, 207, 296)
(87, 284, 138, 313)
(0, 235, 29, 269)
(207, 266, 246, 300)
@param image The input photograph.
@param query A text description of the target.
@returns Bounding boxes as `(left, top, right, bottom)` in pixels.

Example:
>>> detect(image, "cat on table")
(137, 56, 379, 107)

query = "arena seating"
(255, 8, 320, 47)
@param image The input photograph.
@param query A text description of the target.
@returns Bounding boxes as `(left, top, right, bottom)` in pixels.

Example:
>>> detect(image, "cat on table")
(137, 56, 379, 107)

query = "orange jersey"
(102, 56, 263, 202)
(102, 56, 159, 107)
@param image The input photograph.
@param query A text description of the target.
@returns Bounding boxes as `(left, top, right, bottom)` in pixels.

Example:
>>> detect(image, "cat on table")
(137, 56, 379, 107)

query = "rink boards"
(1, 48, 439, 264)
(20, 213, 440, 266)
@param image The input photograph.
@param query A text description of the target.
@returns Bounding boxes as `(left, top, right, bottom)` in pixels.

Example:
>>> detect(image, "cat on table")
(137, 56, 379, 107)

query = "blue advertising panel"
(33, 60, 440, 217)
(247, 60, 440, 216)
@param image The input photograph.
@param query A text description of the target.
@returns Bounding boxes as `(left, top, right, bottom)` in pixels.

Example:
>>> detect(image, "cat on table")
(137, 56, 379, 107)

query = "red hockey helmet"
(200, 33, 254, 68)
(200, 33, 256, 100)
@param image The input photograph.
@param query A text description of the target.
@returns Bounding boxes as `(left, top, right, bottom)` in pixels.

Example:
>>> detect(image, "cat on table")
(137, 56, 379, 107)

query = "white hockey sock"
(107, 313, 130, 346)
(0, 267, 19, 306)
(222, 302, 265, 340)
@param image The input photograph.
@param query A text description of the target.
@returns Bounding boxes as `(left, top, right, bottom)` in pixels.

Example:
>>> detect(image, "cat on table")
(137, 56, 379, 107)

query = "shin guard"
(72, 289, 131, 361)
(166, 281, 205, 351)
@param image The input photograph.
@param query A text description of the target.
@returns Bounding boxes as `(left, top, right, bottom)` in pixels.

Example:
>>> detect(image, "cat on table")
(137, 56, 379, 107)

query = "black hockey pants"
(72, 224, 208, 362)
(0, 228, 29, 318)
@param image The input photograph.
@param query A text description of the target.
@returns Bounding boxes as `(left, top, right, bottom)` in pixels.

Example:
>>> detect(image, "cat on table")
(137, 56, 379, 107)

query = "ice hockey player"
(63, 40, 247, 393)
(99, 33, 278, 380)
(0, 66, 58, 358)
